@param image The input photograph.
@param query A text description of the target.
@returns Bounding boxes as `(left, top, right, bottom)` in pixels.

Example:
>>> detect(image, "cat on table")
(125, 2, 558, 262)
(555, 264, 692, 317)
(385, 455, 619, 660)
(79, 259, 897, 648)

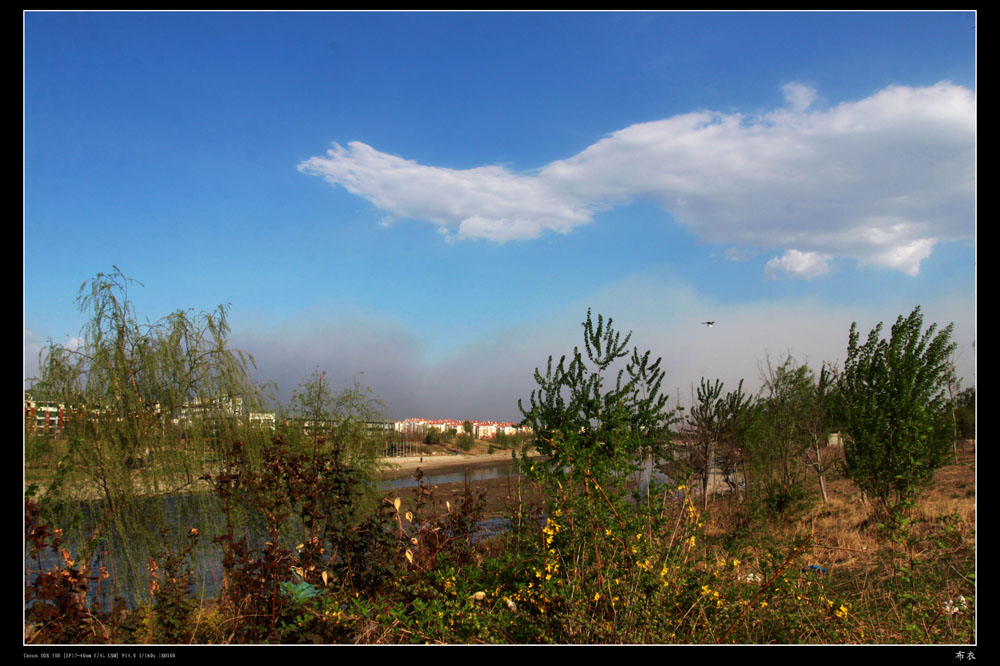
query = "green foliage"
(687, 377, 755, 508)
(517, 308, 678, 484)
(494, 429, 530, 450)
(424, 426, 442, 445)
(835, 306, 957, 519)
(25, 292, 975, 645)
(742, 356, 827, 517)
(457, 433, 474, 451)
(953, 387, 975, 440)
(289, 368, 337, 428)
(27, 267, 270, 606)
(204, 434, 403, 642)
(284, 369, 391, 517)
(147, 529, 200, 643)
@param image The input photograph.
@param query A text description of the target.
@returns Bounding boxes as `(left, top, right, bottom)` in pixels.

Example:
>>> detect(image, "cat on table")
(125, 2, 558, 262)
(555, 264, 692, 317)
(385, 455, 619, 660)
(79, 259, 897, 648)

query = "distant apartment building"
(24, 391, 276, 436)
(24, 394, 67, 435)
(248, 412, 277, 429)
(394, 418, 429, 436)
(393, 417, 530, 441)
(475, 422, 498, 439)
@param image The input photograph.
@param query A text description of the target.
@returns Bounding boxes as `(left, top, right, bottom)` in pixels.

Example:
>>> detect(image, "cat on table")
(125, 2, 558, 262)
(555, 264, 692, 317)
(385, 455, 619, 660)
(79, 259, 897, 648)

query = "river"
(25, 455, 675, 610)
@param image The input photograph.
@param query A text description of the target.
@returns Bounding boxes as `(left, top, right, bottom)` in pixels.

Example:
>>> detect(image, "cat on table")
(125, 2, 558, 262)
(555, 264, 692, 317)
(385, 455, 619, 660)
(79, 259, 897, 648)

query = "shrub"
(835, 306, 957, 520)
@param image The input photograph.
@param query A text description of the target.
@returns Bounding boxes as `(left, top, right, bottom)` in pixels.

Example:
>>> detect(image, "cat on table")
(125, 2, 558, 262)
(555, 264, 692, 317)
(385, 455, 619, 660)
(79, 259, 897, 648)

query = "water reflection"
(380, 460, 521, 489)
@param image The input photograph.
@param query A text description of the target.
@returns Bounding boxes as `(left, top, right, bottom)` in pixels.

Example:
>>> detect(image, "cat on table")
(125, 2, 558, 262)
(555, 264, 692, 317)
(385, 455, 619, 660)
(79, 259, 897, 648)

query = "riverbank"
(377, 449, 536, 479)
(24, 448, 539, 501)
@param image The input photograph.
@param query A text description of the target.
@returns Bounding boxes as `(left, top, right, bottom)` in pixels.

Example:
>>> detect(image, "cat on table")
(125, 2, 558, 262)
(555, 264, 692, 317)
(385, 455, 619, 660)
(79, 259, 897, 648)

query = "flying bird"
(701, 321, 715, 328)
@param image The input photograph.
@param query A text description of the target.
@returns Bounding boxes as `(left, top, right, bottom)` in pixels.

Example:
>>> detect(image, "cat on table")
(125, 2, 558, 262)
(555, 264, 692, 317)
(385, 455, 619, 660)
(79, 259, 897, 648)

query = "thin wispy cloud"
(765, 250, 833, 280)
(300, 81, 974, 277)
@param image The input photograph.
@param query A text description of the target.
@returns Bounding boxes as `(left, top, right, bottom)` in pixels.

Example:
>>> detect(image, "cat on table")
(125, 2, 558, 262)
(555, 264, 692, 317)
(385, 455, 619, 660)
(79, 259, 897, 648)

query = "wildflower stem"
(720, 533, 812, 643)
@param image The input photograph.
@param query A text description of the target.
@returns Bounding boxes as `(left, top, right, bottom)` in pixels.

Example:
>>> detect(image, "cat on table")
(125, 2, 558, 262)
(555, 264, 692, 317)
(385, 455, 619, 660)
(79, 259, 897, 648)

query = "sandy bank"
(376, 450, 536, 480)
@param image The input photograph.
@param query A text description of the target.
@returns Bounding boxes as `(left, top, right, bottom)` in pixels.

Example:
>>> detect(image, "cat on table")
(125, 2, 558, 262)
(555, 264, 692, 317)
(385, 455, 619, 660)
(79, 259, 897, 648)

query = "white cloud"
(300, 82, 974, 275)
(782, 82, 818, 112)
(765, 249, 833, 279)
(298, 142, 590, 242)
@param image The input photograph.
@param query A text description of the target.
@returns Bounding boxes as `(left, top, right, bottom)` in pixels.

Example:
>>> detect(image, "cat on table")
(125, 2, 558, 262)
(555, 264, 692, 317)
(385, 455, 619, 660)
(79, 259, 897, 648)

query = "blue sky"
(24, 11, 976, 421)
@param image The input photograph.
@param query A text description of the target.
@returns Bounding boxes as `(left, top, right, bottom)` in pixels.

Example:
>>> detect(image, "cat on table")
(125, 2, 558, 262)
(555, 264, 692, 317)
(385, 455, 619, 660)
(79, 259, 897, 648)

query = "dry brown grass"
(700, 442, 976, 643)
(704, 442, 975, 558)
(706, 443, 976, 644)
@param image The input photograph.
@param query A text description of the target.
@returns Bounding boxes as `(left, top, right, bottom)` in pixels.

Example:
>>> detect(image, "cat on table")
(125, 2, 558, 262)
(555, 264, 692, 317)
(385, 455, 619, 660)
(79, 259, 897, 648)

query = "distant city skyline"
(25, 11, 976, 422)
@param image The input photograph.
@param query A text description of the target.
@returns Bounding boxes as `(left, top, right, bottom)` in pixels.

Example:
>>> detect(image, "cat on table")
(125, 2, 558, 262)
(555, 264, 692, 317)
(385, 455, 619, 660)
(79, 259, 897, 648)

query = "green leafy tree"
(423, 426, 442, 445)
(456, 433, 474, 451)
(289, 368, 336, 433)
(518, 309, 678, 485)
(807, 362, 839, 503)
(511, 311, 709, 642)
(687, 378, 754, 510)
(743, 356, 827, 515)
(287, 369, 390, 482)
(834, 306, 957, 519)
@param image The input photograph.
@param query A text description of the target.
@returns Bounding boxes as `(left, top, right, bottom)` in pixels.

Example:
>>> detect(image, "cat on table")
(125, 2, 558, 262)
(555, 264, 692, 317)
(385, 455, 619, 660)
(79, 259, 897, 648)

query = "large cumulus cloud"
(300, 81, 974, 277)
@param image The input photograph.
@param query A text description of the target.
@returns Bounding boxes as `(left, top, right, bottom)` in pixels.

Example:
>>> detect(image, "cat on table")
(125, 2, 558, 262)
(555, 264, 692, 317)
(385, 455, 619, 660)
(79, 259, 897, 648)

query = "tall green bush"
(835, 306, 957, 519)
(517, 308, 678, 483)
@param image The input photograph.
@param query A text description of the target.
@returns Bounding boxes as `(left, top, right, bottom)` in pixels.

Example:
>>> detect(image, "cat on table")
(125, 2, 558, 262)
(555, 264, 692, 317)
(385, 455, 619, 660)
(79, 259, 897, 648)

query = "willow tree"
(27, 267, 267, 603)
